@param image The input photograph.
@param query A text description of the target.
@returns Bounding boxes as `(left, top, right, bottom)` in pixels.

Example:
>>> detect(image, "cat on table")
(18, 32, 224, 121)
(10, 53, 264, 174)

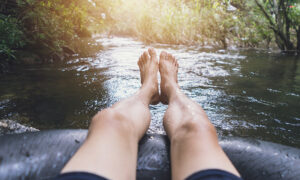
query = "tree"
(254, 0, 300, 54)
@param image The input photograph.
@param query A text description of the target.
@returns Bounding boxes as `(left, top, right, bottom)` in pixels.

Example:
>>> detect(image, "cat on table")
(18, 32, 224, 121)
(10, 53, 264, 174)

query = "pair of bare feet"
(138, 48, 179, 105)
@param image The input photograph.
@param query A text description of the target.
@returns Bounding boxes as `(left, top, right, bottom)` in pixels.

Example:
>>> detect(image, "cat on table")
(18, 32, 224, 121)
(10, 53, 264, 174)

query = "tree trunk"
(297, 26, 300, 54)
(282, 0, 294, 51)
(255, 0, 295, 53)
(221, 37, 227, 49)
(275, 35, 285, 50)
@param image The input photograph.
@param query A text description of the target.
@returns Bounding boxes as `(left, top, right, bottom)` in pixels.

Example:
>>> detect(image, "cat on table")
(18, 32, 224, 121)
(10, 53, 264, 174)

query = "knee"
(172, 116, 217, 142)
(91, 108, 134, 134)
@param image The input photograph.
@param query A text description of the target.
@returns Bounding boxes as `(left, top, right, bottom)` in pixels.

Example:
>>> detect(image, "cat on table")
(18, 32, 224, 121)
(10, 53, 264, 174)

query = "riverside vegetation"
(0, 0, 105, 71)
(1, 0, 300, 72)
(106, 0, 300, 51)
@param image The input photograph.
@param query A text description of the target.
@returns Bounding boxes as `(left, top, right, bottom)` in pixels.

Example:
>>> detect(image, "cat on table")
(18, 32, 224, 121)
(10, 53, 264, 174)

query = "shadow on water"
(0, 37, 299, 148)
(0, 63, 110, 130)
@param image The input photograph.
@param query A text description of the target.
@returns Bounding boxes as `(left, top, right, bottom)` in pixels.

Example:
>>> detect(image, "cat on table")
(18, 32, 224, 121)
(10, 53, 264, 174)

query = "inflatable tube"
(0, 130, 299, 180)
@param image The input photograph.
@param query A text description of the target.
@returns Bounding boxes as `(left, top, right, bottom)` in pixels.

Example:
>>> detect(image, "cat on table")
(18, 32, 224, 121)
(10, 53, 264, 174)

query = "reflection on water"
(0, 37, 300, 147)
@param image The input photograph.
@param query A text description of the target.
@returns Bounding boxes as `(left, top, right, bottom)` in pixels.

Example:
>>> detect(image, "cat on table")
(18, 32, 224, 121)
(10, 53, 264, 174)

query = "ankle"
(165, 83, 181, 100)
(141, 82, 157, 94)
(137, 85, 157, 103)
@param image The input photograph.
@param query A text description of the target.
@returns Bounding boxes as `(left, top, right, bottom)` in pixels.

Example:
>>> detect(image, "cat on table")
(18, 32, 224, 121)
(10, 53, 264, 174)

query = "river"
(0, 37, 299, 148)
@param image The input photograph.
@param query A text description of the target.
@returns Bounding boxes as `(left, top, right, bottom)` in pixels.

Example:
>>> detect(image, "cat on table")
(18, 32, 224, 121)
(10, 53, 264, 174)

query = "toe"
(160, 51, 167, 61)
(143, 51, 150, 63)
(148, 48, 157, 58)
(140, 55, 145, 66)
(148, 48, 158, 64)
(138, 57, 142, 66)
(171, 55, 175, 61)
(172, 55, 177, 65)
(167, 54, 173, 62)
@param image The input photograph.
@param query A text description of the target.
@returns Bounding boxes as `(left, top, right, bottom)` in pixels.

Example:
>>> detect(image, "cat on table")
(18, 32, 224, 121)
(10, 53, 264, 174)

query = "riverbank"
(0, 37, 103, 73)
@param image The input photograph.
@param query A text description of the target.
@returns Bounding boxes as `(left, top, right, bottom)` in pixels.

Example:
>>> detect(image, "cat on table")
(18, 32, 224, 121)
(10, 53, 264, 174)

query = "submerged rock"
(0, 120, 39, 136)
(15, 51, 42, 65)
(62, 46, 75, 55)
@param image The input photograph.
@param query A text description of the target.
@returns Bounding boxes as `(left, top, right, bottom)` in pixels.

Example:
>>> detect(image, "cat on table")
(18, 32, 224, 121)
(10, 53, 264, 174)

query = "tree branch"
(255, 0, 295, 50)
(254, 0, 276, 28)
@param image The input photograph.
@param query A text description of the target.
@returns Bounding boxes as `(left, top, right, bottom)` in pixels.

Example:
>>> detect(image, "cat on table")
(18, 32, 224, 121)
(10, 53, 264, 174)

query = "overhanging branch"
(254, 0, 276, 28)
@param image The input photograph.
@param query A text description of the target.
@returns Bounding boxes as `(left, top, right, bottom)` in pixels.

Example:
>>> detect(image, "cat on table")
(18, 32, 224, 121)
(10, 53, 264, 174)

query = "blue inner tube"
(0, 130, 299, 180)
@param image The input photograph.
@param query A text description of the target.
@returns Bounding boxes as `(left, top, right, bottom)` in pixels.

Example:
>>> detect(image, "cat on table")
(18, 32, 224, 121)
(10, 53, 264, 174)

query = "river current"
(0, 37, 299, 147)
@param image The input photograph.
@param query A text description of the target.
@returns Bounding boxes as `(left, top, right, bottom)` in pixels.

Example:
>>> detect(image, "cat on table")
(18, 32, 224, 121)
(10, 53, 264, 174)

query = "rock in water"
(0, 120, 39, 136)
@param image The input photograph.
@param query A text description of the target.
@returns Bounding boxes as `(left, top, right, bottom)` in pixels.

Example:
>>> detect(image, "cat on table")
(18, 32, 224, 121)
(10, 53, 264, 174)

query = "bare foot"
(159, 51, 179, 104)
(138, 48, 160, 105)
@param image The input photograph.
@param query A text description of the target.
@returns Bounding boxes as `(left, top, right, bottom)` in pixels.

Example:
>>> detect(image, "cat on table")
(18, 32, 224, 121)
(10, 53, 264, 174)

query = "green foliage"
(1, 0, 299, 66)
(0, 15, 25, 60)
(233, 1, 273, 47)
(17, 0, 91, 54)
(289, 2, 300, 26)
(253, 0, 300, 52)
(0, 0, 106, 67)
(106, 0, 281, 48)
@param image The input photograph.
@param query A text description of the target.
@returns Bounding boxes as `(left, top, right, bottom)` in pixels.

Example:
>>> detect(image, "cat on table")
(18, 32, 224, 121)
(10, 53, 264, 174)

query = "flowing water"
(0, 37, 300, 147)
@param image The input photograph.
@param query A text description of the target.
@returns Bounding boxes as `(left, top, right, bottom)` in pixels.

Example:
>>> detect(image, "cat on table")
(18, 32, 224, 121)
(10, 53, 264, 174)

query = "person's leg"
(159, 51, 240, 180)
(61, 48, 160, 180)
